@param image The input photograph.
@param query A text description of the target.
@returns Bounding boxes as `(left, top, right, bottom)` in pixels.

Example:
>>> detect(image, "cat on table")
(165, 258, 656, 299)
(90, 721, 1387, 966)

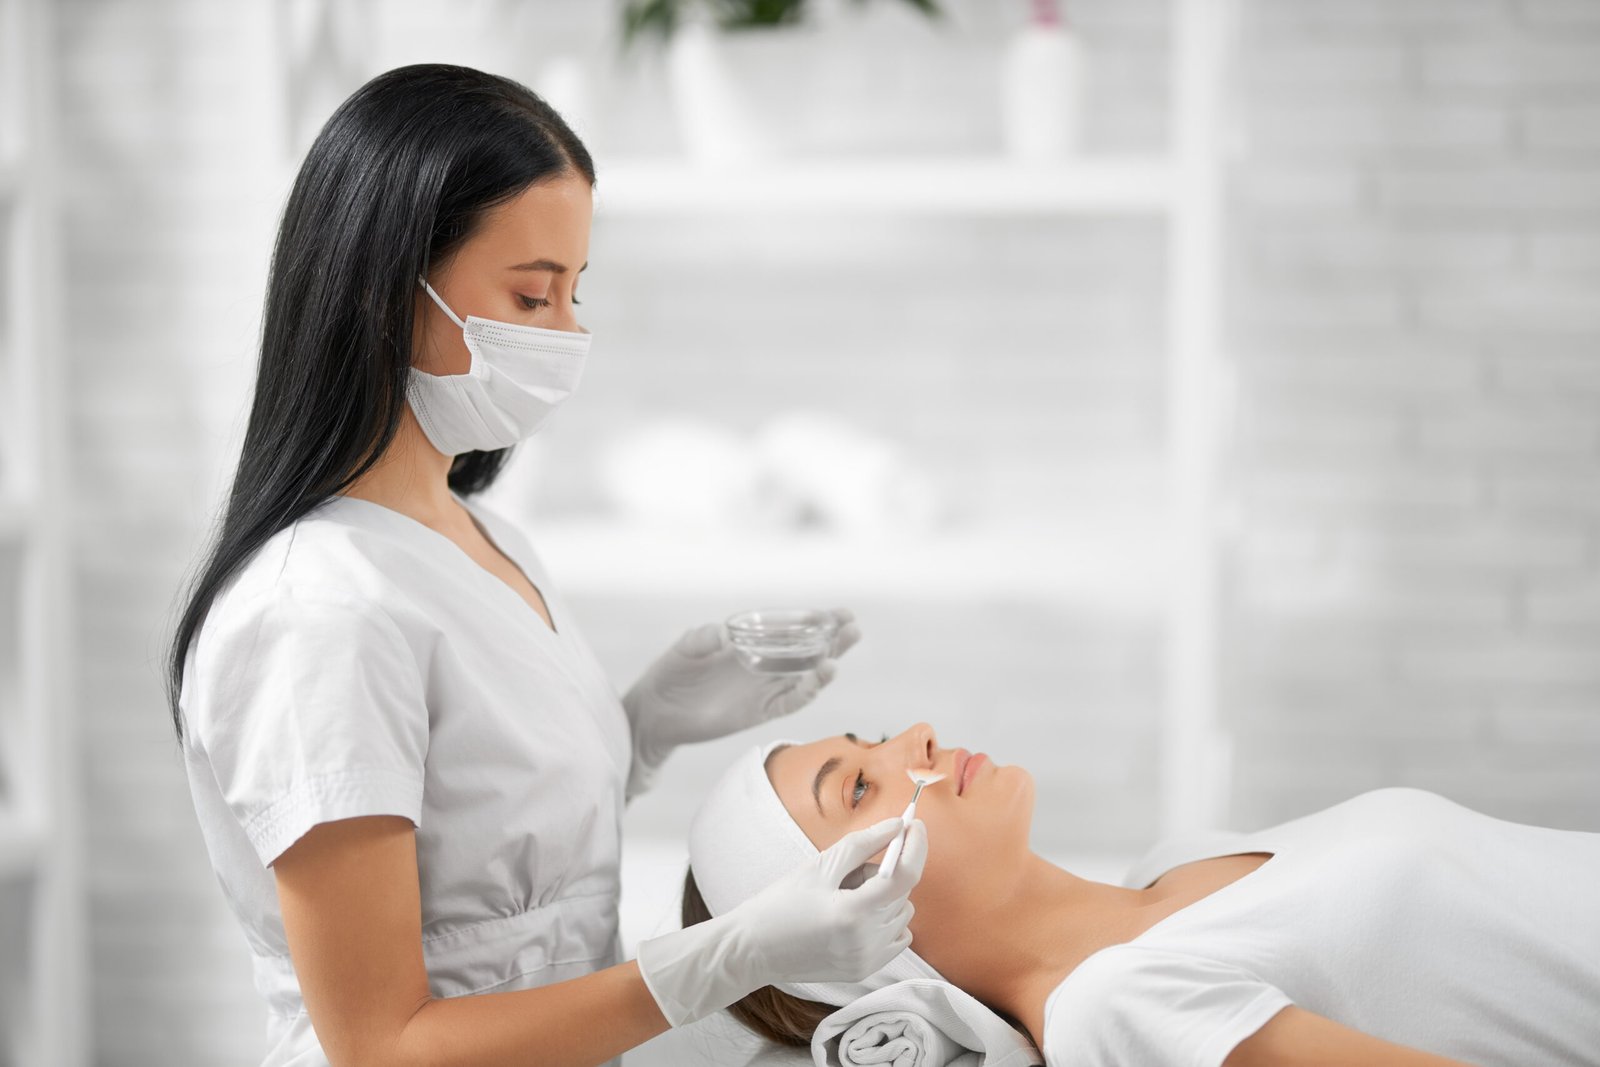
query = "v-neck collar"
(318, 490, 563, 641)
(1122, 843, 1279, 948)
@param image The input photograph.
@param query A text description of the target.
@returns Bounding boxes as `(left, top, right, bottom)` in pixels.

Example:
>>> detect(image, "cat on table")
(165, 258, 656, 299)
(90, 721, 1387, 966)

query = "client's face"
(765, 723, 1034, 920)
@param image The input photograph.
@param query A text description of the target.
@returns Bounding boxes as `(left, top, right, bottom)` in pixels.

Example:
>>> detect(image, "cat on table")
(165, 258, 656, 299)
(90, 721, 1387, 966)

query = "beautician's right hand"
(738, 814, 927, 981)
(636, 816, 928, 1028)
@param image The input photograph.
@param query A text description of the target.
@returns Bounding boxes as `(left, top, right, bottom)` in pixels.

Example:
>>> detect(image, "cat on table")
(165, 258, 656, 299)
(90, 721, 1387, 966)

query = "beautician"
(165, 64, 927, 1067)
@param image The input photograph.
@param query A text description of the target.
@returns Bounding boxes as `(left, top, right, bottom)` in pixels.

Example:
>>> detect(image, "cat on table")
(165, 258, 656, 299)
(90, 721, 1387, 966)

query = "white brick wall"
(53, 0, 1600, 1063)
(1225, 0, 1600, 831)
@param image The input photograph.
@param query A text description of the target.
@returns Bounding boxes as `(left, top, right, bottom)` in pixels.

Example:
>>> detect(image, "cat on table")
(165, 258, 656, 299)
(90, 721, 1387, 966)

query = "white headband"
(686, 738, 946, 1006)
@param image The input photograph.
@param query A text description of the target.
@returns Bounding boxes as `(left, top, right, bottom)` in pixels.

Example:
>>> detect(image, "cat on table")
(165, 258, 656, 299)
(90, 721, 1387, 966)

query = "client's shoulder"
(1328, 785, 1471, 829)
(1043, 946, 1290, 1061)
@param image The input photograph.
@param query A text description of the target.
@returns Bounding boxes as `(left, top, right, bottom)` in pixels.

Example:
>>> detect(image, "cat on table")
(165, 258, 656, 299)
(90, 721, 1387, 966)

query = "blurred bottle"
(534, 54, 597, 146)
(1000, 0, 1086, 160)
(667, 11, 779, 166)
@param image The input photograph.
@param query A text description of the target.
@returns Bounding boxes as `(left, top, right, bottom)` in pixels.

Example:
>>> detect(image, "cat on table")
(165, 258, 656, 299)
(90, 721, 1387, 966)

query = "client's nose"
(898, 722, 940, 779)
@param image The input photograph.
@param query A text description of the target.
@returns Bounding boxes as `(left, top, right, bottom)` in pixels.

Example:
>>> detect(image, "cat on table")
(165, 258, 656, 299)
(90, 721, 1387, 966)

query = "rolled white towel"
(811, 980, 1042, 1067)
(828, 1013, 970, 1067)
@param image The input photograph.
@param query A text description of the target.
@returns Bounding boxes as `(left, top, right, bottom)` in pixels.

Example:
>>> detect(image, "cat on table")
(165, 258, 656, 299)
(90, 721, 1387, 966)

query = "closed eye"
(517, 294, 582, 311)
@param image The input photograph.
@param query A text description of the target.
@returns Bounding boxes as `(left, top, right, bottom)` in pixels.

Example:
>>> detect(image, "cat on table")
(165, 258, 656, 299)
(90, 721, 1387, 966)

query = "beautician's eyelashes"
(516, 294, 582, 310)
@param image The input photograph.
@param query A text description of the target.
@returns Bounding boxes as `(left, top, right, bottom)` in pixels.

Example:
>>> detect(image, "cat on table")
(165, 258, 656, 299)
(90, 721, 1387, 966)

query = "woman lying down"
(662, 723, 1600, 1067)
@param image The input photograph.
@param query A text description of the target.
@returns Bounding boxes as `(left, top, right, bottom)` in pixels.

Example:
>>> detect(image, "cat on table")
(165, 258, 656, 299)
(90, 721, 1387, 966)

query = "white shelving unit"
(0, 0, 86, 1064)
(590, 154, 1175, 215)
(534, 515, 1171, 608)
(543, 0, 1239, 843)
(258, 3, 1234, 843)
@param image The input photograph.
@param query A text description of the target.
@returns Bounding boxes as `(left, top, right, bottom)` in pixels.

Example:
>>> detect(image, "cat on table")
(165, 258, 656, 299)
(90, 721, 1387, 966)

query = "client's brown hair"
(680, 866, 837, 1046)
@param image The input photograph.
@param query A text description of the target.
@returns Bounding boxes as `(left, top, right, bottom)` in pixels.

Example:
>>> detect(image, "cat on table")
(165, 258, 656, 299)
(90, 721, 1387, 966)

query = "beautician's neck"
(932, 854, 1151, 1052)
(337, 407, 459, 523)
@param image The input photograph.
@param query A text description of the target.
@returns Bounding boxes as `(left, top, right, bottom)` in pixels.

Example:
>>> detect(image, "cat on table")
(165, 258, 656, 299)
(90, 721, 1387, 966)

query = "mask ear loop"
(416, 275, 468, 330)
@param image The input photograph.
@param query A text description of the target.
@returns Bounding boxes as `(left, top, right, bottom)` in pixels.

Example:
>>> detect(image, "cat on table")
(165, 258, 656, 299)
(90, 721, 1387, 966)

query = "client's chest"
(1144, 851, 1275, 928)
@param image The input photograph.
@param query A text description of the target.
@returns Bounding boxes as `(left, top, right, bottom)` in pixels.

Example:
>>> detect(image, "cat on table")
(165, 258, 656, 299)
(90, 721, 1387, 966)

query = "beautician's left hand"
(621, 608, 861, 799)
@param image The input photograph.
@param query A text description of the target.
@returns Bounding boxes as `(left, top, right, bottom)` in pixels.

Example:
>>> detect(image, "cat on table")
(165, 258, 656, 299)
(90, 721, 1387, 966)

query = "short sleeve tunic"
(179, 491, 635, 1067)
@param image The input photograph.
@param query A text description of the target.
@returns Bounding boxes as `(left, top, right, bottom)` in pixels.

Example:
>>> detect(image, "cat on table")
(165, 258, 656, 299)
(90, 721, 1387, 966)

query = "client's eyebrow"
(812, 732, 865, 816)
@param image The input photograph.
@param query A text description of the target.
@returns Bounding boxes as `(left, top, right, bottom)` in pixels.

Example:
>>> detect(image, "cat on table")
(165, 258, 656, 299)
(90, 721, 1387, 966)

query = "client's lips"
(959, 751, 987, 795)
(955, 749, 971, 795)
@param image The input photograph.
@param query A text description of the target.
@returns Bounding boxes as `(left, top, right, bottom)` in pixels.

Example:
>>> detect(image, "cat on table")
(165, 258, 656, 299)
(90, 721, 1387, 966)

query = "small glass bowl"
(725, 608, 840, 674)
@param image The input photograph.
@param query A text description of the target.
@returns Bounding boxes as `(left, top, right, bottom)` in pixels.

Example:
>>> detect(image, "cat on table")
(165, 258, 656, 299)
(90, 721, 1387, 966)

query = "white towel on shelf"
(811, 980, 1043, 1067)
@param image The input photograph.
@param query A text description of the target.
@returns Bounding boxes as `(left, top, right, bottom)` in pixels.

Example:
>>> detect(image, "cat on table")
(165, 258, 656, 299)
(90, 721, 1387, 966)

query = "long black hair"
(163, 63, 596, 744)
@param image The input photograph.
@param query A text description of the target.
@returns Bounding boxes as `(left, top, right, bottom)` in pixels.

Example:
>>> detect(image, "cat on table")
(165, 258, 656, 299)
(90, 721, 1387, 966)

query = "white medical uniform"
(1042, 787, 1600, 1067)
(179, 490, 636, 1067)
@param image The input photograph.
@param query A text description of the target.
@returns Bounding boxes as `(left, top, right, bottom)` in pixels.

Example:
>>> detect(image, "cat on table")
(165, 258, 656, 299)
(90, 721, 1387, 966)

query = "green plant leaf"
(618, 0, 680, 53)
(845, 0, 944, 17)
(618, 0, 942, 55)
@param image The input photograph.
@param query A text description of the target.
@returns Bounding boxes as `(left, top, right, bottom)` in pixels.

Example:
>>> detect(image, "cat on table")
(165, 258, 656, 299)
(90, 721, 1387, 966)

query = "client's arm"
(1224, 1005, 1484, 1067)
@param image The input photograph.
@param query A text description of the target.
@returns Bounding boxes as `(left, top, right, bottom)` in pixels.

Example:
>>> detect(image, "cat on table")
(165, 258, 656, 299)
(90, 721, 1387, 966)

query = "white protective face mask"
(405, 276, 591, 456)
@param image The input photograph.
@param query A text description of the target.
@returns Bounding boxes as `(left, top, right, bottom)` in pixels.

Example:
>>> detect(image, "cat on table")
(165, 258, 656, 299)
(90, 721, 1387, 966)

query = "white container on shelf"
(665, 15, 781, 166)
(533, 54, 597, 145)
(1000, 0, 1087, 160)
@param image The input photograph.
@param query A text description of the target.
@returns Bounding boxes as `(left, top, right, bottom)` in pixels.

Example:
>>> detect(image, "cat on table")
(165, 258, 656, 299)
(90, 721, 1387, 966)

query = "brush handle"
(876, 805, 917, 878)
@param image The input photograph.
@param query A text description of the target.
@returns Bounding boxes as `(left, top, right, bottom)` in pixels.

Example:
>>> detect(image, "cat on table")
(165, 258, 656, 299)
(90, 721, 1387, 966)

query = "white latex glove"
(636, 815, 929, 1028)
(621, 607, 862, 802)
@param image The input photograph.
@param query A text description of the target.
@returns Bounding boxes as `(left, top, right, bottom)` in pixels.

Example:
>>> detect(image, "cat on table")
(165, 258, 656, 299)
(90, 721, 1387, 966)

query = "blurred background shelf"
(0, 492, 26, 545)
(594, 154, 1174, 215)
(0, 810, 42, 881)
(0, 0, 83, 1064)
(532, 516, 1169, 608)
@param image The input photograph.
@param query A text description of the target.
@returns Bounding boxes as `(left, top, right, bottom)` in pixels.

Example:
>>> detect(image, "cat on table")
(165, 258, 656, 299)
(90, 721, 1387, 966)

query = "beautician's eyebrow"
(508, 258, 588, 273)
(812, 732, 866, 816)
